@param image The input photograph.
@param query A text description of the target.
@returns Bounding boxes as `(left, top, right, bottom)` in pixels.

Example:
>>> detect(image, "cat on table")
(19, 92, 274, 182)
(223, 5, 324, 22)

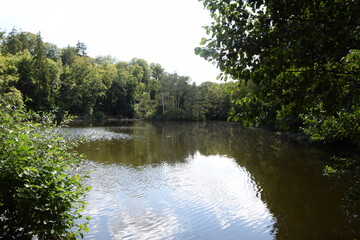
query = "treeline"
(0, 28, 241, 121)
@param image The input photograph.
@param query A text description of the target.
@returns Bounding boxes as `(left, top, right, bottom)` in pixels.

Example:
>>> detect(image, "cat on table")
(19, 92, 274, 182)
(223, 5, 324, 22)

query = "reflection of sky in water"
(82, 152, 275, 240)
(169, 153, 274, 233)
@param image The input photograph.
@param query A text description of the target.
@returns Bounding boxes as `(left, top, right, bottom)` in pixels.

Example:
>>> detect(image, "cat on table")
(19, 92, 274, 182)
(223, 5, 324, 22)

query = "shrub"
(0, 104, 91, 239)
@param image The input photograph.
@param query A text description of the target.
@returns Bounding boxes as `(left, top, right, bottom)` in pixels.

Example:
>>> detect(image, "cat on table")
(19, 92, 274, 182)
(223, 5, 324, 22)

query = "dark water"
(68, 121, 360, 240)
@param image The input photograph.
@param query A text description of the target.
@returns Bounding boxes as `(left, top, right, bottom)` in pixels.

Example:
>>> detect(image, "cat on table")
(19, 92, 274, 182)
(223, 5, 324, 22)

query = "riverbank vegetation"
(196, 0, 360, 202)
(0, 0, 359, 235)
(0, 103, 90, 239)
(0, 28, 239, 121)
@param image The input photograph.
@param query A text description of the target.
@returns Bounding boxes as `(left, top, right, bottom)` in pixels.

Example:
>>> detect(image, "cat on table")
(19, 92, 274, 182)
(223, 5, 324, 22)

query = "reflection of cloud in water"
(82, 152, 275, 239)
(165, 152, 275, 236)
(61, 127, 132, 141)
(82, 162, 182, 239)
(111, 205, 180, 240)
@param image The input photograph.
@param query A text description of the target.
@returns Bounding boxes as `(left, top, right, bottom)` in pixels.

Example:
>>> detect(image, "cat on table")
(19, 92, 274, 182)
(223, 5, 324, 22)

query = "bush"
(92, 111, 106, 120)
(0, 104, 91, 239)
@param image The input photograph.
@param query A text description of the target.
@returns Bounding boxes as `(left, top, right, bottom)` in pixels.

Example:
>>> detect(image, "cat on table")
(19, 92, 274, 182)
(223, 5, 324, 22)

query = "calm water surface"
(68, 121, 360, 240)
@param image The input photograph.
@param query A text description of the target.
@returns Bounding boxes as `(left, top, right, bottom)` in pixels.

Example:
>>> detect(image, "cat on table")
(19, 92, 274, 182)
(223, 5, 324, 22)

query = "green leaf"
(200, 37, 208, 45)
(18, 144, 31, 152)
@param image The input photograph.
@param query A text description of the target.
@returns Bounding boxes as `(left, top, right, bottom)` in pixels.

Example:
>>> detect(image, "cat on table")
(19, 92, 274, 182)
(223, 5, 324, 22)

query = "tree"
(0, 29, 5, 42)
(12, 34, 61, 111)
(32, 33, 52, 110)
(102, 61, 139, 118)
(150, 63, 164, 80)
(130, 58, 152, 84)
(76, 41, 87, 56)
(94, 55, 117, 65)
(93, 60, 117, 116)
(2, 28, 23, 55)
(196, 0, 360, 139)
(58, 56, 104, 117)
(174, 75, 189, 110)
(149, 63, 164, 100)
(44, 42, 61, 62)
(184, 82, 205, 120)
(0, 28, 235, 122)
(199, 82, 231, 120)
(1, 87, 24, 108)
(15, 51, 36, 106)
(0, 52, 18, 93)
(1, 29, 37, 55)
(60, 46, 78, 66)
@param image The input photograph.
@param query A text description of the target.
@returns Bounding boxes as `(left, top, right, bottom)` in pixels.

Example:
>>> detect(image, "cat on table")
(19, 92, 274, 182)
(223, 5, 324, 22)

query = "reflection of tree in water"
(201, 124, 360, 239)
(76, 122, 191, 166)
(76, 121, 360, 239)
(227, 132, 358, 239)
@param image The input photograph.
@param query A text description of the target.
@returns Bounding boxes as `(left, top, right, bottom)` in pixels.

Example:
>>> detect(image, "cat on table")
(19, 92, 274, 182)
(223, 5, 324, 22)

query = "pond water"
(68, 121, 360, 240)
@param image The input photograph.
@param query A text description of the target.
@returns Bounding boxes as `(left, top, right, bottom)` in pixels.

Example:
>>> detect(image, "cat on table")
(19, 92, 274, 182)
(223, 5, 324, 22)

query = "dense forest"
(0, 28, 245, 121)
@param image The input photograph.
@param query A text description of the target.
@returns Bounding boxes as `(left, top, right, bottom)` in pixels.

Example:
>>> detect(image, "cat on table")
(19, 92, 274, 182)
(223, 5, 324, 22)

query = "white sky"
(0, 0, 221, 84)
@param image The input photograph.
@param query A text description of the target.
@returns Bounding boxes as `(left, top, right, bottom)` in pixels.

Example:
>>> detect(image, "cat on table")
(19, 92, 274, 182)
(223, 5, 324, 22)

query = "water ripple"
(61, 127, 132, 141)
(79, 151, 275, 239)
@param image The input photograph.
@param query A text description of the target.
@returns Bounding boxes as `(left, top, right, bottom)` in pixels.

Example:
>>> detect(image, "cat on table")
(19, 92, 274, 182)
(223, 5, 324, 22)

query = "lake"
(67, 121, 360, 239)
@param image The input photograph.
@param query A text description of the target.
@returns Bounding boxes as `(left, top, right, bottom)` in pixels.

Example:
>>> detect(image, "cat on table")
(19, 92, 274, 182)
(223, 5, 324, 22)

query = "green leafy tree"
(1, 87, 24, 108)
(2, 28, 23, 55)
(94, 55, 117, 65)
(61, 46, 78, 66)
(130, 58, 152, 84)
(102, 61, 139, 118)
(15, 50, 37, 105)
(156, 73, 193, 120)
(184, 82, 205, 121)
(196, 0, 360, 139)
(58, 56, 105, 117)
(149, 63, 164, 100)
(199, 82, 231, 120)
(0, 52, 18, 93)
(44, 42, 61, 62)
(32, 33, 52, 110)
(1, 29, 37, 55)
(0, 28, 236, 122)
(0, 29, 5, 43)
(174, 75, 189, 110)
(76, 41, 87, 57)
(93, 60, 117, 116)
(135, 91, 156, 118)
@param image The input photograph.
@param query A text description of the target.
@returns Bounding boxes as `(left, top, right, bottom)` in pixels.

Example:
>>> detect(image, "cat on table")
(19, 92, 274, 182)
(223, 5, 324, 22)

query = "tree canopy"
(196, 0, 360, 142)
(0, 28, 235, 121)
